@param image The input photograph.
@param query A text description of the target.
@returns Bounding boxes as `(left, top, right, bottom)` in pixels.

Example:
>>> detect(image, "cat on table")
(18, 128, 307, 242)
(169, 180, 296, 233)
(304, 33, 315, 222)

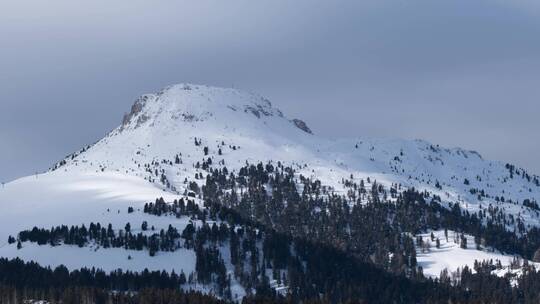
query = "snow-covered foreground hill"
(0, 171, 186, 272)
(0, 171, 246, 298)
(1, 83, 539, 297)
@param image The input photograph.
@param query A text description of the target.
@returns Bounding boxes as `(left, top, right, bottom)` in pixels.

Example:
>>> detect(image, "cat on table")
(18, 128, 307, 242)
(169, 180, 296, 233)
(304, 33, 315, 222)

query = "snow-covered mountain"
(53, 83, 540, 225)
(1, 83, 539, 297)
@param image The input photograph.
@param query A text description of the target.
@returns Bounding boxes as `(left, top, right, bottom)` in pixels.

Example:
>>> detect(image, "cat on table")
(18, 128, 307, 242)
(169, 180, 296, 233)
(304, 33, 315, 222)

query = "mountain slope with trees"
(1, 83, 539, 303)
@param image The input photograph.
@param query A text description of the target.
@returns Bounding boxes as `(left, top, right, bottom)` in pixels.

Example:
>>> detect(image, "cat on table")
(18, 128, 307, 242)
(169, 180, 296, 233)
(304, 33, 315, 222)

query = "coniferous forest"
(4, 162, 540, 303)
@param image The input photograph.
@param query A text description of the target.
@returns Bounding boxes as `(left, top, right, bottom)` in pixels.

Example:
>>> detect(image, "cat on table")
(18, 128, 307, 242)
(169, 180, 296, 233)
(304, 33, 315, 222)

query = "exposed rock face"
(292, 118, 313, 134)
(121, 95, 151, 130)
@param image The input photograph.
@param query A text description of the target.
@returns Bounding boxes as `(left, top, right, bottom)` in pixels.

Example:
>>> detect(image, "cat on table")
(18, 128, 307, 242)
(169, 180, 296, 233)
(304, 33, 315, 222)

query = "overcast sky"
(1, 0, 540, 182)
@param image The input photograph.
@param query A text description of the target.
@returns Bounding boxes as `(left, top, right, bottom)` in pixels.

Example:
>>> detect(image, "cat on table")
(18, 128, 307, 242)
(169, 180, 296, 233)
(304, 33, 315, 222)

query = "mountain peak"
(119, 83, 312, 135)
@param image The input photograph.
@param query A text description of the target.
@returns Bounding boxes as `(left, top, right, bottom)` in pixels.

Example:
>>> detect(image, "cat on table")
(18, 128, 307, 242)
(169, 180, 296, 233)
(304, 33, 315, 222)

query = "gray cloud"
(1, 0, 539, 182)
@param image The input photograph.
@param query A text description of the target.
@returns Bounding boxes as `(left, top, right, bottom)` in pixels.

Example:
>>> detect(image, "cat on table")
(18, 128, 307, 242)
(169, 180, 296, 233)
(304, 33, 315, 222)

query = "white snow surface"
(1, 83, 539, 281)
(0, 171, 191, 272)
(415, 230, 530, 278)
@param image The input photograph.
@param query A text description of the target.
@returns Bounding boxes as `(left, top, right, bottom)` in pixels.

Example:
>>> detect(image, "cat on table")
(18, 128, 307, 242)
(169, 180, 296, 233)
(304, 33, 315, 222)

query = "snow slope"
(1, 83, 539, 282)
(0, 170, 247, 297)
(415, 230, 530, 278)
(0, 171, 188, 271)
